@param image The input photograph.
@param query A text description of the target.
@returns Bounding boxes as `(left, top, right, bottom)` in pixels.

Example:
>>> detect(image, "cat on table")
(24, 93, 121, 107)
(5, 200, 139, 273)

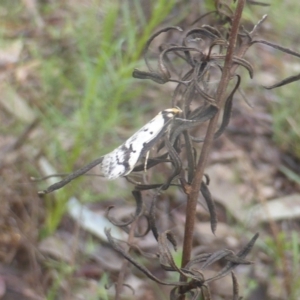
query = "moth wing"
(101, 147, 128, 180)
(100, 109, 178, 180)
(124, 114, 166, 147)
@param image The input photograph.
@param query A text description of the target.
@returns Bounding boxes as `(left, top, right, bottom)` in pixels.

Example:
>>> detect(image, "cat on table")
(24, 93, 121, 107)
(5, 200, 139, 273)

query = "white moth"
(38, 107, 181, 195)
(100, 107, 182, 179)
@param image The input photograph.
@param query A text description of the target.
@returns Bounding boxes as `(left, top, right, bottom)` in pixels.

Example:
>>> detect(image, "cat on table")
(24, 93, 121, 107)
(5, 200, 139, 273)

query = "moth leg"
(126, 176, 142, 186)
(144, 150, 150, 173)
(132, 153, 170, 172)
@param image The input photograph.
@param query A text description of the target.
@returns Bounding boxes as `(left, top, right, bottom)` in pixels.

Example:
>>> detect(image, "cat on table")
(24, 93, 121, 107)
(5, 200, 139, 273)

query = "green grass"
(19, 0, 184, 235)
(0, 1, 188, 297)
(45, 260, 111, 300)
(0, 0, 188, 235)
(45, 260, 75, 300)
(263, 231, 300, 299)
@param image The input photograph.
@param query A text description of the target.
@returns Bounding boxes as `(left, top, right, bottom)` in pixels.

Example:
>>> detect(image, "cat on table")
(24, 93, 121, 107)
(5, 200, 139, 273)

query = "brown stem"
(179, 0, 246, 298)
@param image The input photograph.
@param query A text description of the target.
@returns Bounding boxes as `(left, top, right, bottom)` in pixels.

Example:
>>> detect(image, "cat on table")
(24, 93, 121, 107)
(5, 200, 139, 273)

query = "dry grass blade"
(104, 228, 188, 287)
(105, 191, 143, 227)
(206, 233, 259, 283)
(264, 73, 300, 89)
(200, 181, 218, 234)
(231, 272, 241, 300)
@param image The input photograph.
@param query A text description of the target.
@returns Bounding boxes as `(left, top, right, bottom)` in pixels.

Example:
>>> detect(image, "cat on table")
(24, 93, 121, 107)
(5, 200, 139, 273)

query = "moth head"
(161, 107, 182, 118)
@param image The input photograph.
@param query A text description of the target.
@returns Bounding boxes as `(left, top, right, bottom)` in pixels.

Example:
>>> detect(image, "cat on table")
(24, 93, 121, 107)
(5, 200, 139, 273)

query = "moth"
(38, 107, 182, 195)
(101, 107, 182, 179)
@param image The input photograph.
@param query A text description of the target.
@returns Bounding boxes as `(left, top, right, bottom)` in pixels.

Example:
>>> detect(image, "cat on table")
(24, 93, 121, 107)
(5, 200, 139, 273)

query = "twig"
(179, 1, 246, 298)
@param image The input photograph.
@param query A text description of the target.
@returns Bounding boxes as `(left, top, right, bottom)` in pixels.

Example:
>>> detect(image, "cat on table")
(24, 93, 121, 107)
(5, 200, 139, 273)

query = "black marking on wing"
(117, 144, 131, 170)
(139, 114, 176, 157)
(129, 143, 137, 153)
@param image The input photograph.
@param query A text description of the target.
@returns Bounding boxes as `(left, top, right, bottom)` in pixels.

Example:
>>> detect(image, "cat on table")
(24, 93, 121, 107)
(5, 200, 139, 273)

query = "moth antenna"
(31, 174, 70, 181)
(38, 157, 104, 195)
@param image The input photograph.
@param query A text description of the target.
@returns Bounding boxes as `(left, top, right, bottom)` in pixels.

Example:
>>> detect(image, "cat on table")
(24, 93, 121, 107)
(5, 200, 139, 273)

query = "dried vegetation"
(1, 0, 300, 299)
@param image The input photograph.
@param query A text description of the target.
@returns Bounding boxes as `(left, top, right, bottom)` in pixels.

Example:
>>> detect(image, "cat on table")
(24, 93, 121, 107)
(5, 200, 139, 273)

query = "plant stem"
(179, 0, 246, 298)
